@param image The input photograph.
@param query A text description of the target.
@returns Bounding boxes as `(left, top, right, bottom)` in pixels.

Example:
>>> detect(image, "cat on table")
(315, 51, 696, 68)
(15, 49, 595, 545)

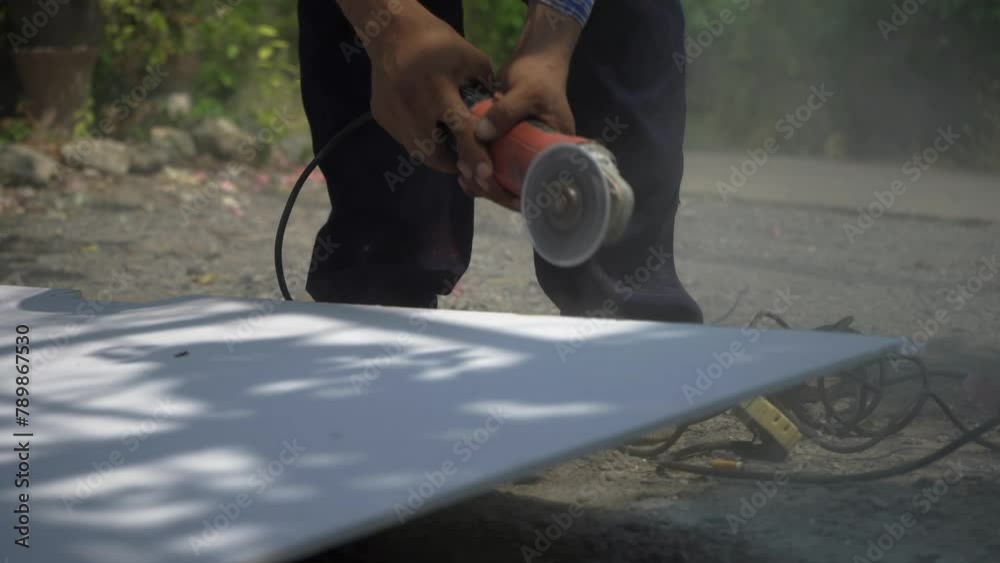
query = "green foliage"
(459, 0, 1000, 170)
(0, 119, 33, 144)
(7, 0, 995, 170)
(197, 14, 293, 99)
(676, 0, 1000, 169)
(191, 96, 225, 121)
(84, 0, 302, 150)
(197, 12, 299, 134)
(100, 0, 169, 64)
(93, 0, 211, 110)
(72, 96, 97, 140)
(464, 1, 527, 66)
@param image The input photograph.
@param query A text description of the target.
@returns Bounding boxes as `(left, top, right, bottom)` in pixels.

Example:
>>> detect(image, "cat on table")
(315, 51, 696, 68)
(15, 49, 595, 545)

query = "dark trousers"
(298, 0, 702, 323)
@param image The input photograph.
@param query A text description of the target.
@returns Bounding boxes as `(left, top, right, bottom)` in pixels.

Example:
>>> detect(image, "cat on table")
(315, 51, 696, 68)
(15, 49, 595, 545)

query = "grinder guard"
(460, 88, 637, 268)
(521, 142, 635, 268)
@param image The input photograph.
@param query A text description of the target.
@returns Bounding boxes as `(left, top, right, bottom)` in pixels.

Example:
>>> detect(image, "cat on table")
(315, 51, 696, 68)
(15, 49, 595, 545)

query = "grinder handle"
(448, 87, 589, 197)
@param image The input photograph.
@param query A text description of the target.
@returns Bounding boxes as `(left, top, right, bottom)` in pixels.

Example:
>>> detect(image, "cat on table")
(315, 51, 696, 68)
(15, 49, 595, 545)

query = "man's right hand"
(339, 0, 499, 189)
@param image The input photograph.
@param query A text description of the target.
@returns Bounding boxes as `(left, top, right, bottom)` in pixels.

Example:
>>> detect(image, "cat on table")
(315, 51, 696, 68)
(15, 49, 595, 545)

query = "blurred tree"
(463, 0, 526, 65)
(678, 0, 1000, 169)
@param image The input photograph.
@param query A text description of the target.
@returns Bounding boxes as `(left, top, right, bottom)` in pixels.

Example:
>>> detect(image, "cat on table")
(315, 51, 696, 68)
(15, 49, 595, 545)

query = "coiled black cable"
(637, 312, 1000, 482)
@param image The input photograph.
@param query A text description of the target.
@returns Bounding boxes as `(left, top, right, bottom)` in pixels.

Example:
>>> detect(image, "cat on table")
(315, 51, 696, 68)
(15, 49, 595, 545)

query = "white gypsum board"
(0, 285, 899, 563)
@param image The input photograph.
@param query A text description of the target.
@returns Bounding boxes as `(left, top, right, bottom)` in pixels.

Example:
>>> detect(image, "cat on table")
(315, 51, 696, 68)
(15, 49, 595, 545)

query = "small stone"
(163, 93, 193, 121)
(278, 133, 312, 163)
(870, 496, 889, 508)
(150, 127, 197, 163)
(0, 144, 61, 186)
(61, 139, 130, 176)
(128, 143, 170, 174)
(192, 118, 251, 161)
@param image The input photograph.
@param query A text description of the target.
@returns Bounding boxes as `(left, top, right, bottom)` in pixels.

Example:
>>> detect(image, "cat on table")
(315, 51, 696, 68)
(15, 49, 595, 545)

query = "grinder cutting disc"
(521, 142, 632, 268)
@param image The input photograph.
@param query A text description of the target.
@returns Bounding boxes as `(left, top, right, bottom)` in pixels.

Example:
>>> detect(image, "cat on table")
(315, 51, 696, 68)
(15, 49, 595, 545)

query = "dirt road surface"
(1, 150, 997, 563)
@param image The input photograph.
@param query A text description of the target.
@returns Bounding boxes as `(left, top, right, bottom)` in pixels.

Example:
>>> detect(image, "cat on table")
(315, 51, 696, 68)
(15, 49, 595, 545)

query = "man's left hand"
(468, 2, 581, 211)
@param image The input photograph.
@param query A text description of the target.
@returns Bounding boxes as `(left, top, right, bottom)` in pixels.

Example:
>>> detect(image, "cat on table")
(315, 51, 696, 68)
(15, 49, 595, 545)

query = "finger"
(475, 87, 536, 142)
(439, 88, 495, 189)
(457, 160, 474, 184)
(459, 175, 492, 201)
(458, 175, 482, 198)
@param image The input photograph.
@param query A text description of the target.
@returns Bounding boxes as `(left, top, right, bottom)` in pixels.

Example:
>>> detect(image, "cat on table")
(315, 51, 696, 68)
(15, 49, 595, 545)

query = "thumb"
(475, 91, 535, 142)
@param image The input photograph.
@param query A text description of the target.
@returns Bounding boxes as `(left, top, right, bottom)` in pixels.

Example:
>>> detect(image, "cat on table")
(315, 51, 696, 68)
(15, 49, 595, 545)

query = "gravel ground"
(1, 153, 998, 563)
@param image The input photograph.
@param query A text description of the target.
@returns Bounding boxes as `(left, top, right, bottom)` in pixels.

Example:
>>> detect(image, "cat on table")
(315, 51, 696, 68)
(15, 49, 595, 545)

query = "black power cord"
(639, 312, 1000, 482)
(655, 413, 1000, 484)
(275, 113, 374, 301)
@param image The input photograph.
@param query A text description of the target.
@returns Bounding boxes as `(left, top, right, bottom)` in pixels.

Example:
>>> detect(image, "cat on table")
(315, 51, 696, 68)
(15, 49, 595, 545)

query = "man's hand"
(339, 0, 495, 179)
(470, 1, 582, 210)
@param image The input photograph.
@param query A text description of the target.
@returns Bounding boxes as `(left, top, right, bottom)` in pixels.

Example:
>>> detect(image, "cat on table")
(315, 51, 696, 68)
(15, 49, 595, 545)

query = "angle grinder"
(275, 86, 636, 300)
(455, 86, 635, 268)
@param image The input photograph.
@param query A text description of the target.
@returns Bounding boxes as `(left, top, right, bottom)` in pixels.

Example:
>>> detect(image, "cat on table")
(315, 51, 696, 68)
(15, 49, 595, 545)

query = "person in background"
(297, 0, 702, 324)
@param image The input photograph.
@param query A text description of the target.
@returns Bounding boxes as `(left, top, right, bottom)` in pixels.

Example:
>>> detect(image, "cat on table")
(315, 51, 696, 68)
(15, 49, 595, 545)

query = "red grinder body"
(459, 89, 636, 268)
(464, 99, 588, 198)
